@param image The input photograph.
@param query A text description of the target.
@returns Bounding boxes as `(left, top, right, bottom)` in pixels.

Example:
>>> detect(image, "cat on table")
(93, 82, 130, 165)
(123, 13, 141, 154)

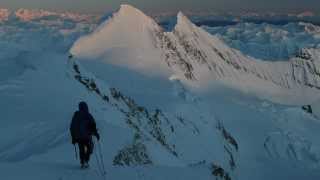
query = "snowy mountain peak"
(114, 4, 161, 28)
(0, 8, 10, 21)
(177, 11, 191, 24)
(175, 11, 195, 31)
(118, 4, 145, 17)
(71, 4, 320, 95)
(70, 4, 169, 75)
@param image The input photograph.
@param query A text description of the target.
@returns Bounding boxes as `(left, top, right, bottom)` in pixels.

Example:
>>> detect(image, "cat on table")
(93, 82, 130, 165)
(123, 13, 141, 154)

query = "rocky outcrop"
(211, 163, 232, 180)
(113, 134, 152, 166)
(302, 105, 313, 114)
(217, 120, 238, 170)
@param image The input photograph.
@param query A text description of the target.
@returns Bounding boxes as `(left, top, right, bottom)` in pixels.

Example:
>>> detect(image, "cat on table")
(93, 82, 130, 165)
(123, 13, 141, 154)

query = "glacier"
(204, 22, 320, 61)
(0, 4, 320, 180)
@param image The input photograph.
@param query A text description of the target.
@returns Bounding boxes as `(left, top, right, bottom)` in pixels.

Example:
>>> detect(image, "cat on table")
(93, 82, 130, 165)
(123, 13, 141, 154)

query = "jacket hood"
(78, 101, 89, 113)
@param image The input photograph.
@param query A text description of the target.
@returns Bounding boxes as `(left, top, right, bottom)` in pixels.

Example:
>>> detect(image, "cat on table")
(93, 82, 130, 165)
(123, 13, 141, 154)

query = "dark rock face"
(296, 49, 313, 60)
(113, 138, 152, 166)
(211, 164, 232, 180)
(217, 120, 238, 170)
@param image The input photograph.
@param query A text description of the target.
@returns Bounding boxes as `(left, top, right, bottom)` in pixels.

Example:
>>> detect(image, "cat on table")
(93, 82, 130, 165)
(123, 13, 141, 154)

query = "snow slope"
(1, 4, 320, 180)
(68, 4, 320, 179)
(0, 42, 238, 180)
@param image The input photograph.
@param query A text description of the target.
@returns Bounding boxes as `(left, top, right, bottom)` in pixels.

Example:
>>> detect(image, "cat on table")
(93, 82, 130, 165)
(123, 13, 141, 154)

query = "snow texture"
(204, 22, 320, 61)
(1, 4, 320, 180)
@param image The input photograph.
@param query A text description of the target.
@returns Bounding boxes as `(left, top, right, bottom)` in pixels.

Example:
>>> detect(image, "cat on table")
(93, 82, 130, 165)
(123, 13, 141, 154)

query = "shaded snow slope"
(0, 50, 239, 180)
(2, 43, 319, 180)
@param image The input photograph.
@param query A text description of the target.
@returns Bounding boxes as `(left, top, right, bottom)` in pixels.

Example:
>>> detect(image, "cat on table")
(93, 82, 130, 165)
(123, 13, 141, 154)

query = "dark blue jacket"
(70, 102, 98, 142)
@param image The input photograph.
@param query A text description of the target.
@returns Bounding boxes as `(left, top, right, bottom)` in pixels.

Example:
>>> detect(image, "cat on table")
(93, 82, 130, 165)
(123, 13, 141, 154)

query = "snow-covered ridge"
(71, 5, 320, 95)
(166, 13, 320, 90)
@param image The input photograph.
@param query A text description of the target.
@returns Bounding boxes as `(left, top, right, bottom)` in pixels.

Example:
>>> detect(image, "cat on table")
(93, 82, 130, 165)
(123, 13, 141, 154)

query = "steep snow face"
(159, 13, 320, 101)
(70, 5, 171, 76)
(0, 9, 10, 21)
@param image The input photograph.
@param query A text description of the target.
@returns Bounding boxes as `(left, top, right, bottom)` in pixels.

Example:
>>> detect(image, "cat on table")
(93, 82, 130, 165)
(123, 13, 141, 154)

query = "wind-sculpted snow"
(204, 22, 320, 61)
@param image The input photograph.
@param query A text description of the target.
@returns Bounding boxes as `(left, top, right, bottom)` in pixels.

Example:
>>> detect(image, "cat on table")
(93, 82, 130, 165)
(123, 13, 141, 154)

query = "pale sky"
(0, 0, 319, 13)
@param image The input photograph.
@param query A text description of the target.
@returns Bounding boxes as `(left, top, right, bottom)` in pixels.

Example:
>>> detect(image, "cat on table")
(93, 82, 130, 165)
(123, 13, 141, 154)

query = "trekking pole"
(97, 140, 107, 175)
(93, 140, 102, 173)
(74, 145, 78, 160)
(93, 139, 106, 180)
(94, 146, 104, 177)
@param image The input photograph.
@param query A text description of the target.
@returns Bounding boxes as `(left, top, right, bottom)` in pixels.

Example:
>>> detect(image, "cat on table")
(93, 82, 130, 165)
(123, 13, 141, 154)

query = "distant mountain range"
(1, 7, 320, 25)
(0, 8, 100, 22)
